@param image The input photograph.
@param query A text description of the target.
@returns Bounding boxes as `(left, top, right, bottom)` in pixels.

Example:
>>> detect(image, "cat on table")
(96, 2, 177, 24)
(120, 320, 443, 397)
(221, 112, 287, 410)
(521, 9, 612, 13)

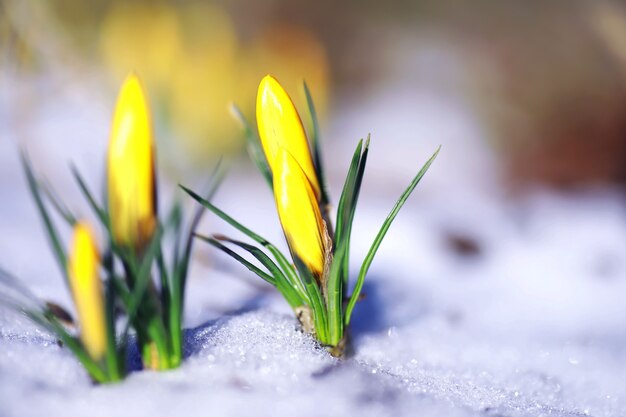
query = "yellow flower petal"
(68, 223, 107, 361)
(273, 148, 326, 276)
(107, 73, 157, 250)
(256, 74, 320, 198)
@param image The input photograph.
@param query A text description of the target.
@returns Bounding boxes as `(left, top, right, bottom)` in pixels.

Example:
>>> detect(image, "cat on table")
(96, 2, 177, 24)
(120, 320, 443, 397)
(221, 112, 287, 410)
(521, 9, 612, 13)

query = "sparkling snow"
(1, 76, 625, 417)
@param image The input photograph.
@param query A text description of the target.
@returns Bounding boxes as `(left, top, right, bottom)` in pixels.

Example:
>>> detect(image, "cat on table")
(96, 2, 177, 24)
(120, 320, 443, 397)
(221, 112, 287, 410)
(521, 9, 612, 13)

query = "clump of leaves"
(0, 74, 216, 380)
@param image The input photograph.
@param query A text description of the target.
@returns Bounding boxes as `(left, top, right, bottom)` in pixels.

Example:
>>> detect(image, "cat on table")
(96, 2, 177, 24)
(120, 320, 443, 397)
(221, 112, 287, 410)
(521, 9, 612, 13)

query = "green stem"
(169, 285, 182, 367)
(143, 316, 171, 370)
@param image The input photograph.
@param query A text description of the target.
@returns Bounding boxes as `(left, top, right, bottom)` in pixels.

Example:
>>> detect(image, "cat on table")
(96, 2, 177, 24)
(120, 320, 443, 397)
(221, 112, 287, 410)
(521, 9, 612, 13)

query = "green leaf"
(230, 103, 273, 189)
(103, 277, 122, 380)
(292, 256, 328, 341)
(346, 136, 369, 233)
(344, 146, 440, 325)
(303, 80, 330, 207)
(0, 267, 44, 308)
(341, 137, 369, 286)
(70, 165, 108, 225)
(156, 247, 171, 324)
(117, 230, 172, 370)
(175, 162, 225, 300)
(2, 297, 106, 381)
(323, 137, 369, 344)
(181, 185, 268, 245)
(325, 236, 349, 346)
(21, 152, 69, 286)
(182, 184, 309, 304)
(169, 168, 224, 366)
(39, 179, 77, 226)
(196, 234, 276, 285)
(263, 245, 308, 302)
(110, 275, 132, 307)
(120, 226, 163, 333)
(335, 139, 364, 246)
(213, 234, 305, 308)
(41, 312, 108, 382)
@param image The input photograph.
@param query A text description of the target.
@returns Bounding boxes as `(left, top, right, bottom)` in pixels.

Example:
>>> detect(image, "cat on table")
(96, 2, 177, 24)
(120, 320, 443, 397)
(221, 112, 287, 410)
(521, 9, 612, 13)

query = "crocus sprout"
(183, 74, 439, 356)
(106, 73, 168, 370)
(0, 72, 216, 379)
(103, 73, 214, 370)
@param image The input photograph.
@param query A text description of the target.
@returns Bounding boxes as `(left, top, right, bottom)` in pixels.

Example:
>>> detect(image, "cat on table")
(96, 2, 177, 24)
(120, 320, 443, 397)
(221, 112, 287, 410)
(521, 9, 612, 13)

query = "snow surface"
(1, 75, 626, 417)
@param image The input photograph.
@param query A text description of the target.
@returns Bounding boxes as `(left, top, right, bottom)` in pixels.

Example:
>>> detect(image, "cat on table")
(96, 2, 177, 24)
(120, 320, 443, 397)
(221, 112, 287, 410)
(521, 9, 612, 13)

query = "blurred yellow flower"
(98, 3, 330, 171)
(244, 25, 330, 124)
(107, 73, 156, 251)
(67, 222, 106, 361)
(100, 2, 182, 93)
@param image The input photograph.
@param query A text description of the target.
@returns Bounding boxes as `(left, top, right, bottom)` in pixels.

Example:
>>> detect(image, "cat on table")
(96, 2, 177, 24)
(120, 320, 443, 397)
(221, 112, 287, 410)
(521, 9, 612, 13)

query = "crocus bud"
(273, 149, 327, 277)
(107, 73, 157, 250)
(257, 75, 328, 277)
(256, 74, 321, 199)
(67, 223, 107, 361)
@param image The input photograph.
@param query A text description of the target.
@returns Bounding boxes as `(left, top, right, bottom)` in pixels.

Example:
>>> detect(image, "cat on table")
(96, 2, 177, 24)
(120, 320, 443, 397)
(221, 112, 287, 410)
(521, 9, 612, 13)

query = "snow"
(1, 76, 626, 417)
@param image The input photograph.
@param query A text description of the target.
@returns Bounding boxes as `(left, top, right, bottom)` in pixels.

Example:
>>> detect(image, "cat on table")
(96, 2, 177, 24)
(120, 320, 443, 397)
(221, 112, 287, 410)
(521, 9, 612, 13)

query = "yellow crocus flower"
(107, 73, 157, 250)
(257, 75, 330, 277)
(273, 148, 328, 277)
(256, 74, 321, 199)
(67, 223, 107, 361)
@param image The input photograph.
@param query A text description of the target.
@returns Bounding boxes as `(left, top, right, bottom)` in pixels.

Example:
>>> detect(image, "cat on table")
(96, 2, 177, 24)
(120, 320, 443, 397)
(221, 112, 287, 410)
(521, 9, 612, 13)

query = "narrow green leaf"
(156, 247, 171, 323)
(110, 276, 132, 308)
(103, 255, 132, 370)
(293, 256, 328, 341)
(169, 167, 224, 366)
(345, 146, 440, 325)
(144, 315, 170, 369)
(21, 152, 68, 285)
(0, 267, 44, 308)
(45, 314, 108, 382)
(103, 277, 121, 380)
(341, 137, 369, 287)
(230, 103, 273, 189)
(326, 237, 349, 346)
(213, 235, 305, 308)
(347, 136, 369, 231)
(263, 245, 308, 302)
(196, 234, 276, 285)
(17, 305, 108, 382)
(39, 180, 77, 226)
(303, 80, 330, 207)
(181, 185, 268, 245)
(0, 293, 40, 321)
(176, 161, 225, 299)
(323, 137, 369, 344)
(335, 139, 364, 246)
(182, 184, 309, 303)
(120, 226, 163, 331)
(70, 165, 108, 225)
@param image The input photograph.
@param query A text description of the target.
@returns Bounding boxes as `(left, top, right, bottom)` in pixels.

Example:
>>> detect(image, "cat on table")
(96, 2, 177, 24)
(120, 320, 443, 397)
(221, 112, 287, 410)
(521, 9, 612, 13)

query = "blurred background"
(2, 0, 626, 337)
(3, 0, 626, 187)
